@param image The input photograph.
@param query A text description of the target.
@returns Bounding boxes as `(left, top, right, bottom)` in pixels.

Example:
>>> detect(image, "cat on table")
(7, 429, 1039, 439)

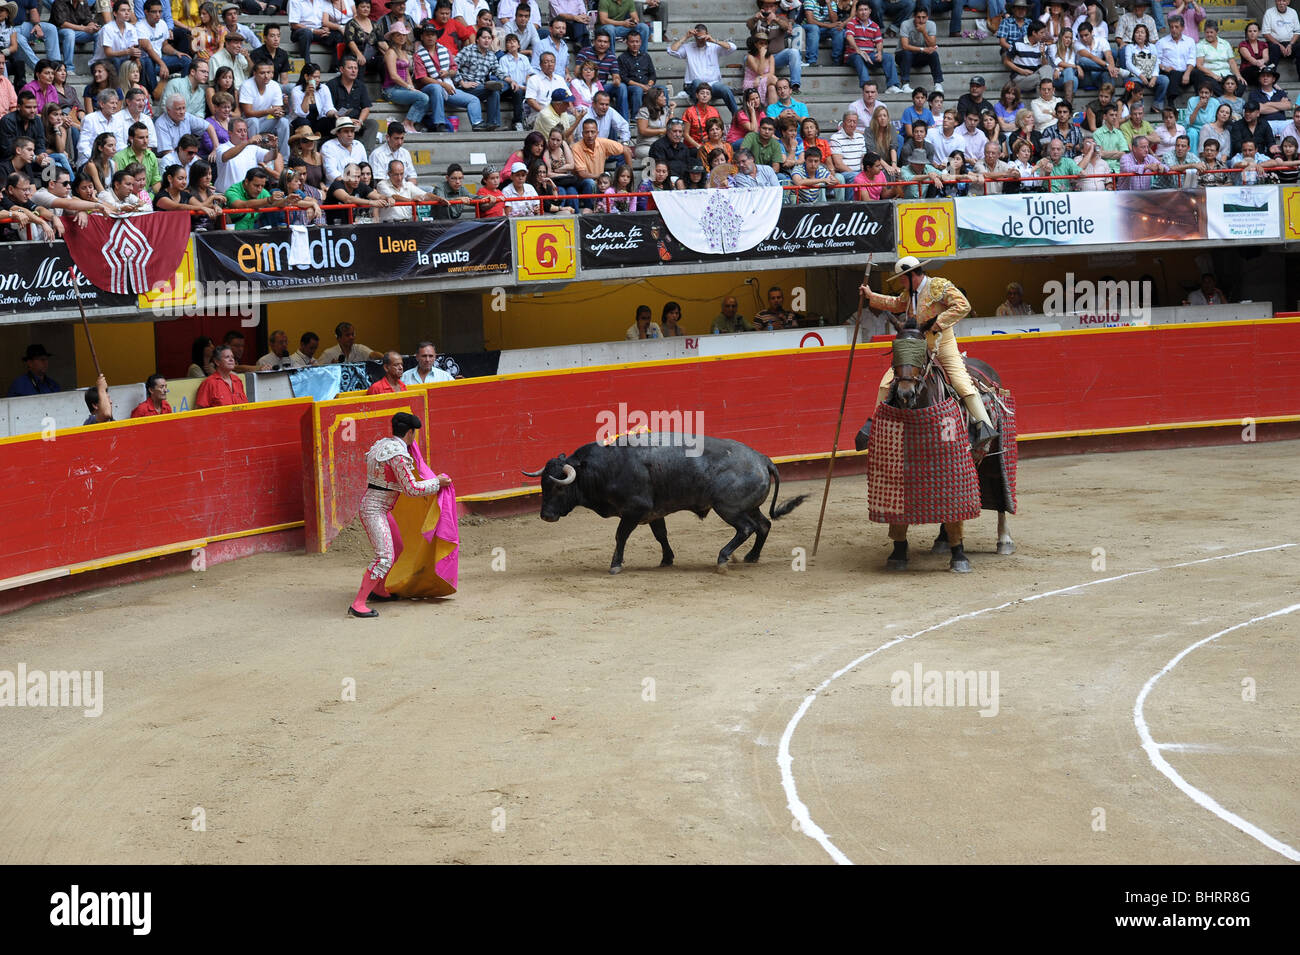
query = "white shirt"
(1074, 34, 1110, 63)
(1155, 34, 1197, 72)
(137, 18, 171, 54)
(289, 0, 326, 29)
(588, 105, 631, 143)
(1187, 288, 1226, 306)
(216, 142, 272, 192)
(370, 143, 417, 183)
(288, 349, 317, 368)
(321, 137, 368, 181)
(1262, 6, 1300, 43)
(497, 0, 540, 26)
(239, 77, 285, 114)
(829, 129, 867, 174)
(502, 181, 539, 215)
(848, 97, 880, 129)
(377, 179, 423, 220)
(78, 109, 119, 164)
(319, 343, 377, 363)
(525, 70, 568, 108)
(291, 82, 336, 119)
(94, 21, 139, 64)
(667, 39, 736, 85)
(956, 127, 988, 159)
(926, 127, 961, 163)
(452, 0, 489, 24)
(117, 110, 159, 150)
(400, 365, 454, 385)
(256, 351, 295, 370)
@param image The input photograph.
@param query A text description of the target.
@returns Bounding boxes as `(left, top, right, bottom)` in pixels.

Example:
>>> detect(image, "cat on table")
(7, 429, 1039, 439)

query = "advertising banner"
(579, 201, 894, 268)
(1205, 185, 1281, 240)
(0, 242, 135, 315)
(195, 218, 511, 289)
(956, 191, 1208, 249)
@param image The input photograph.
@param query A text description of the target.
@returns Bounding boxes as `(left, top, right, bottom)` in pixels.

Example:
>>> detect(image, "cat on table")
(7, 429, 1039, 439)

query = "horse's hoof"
(931, 539, 951, 555)
(996, 541, 1016, 556)
(950, 558, 972, 574)
(886, 559, 908, 572)
(715, 562, 728, 575)
(609, 565, 622, 575)
(743, 553, 760, 563)
(659, 558, 674, 567)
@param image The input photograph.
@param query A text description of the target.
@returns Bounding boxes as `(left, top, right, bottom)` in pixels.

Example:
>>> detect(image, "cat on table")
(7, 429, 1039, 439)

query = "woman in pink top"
(729, 86, 763, 145)
(743, 36, 776, 106)
(21, 61, 62, 112)
(1169, 0, 1206, 42)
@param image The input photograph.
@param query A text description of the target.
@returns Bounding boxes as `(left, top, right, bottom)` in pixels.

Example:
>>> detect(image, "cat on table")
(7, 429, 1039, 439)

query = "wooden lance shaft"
(68, 267, 104, 379)
(812, 258, 873, 558)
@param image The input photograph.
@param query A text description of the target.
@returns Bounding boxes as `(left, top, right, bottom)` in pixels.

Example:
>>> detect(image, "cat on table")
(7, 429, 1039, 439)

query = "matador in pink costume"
(349, 411, 449, 618)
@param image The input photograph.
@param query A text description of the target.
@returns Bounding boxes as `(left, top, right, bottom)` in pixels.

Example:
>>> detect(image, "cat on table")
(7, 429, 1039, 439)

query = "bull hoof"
(609, 564, 623, 575)
(715, 562, 728, 575)
(950, 558, 972, 574)
(886, 558, 908, 572)
(996, 541, 1016, 556)
(931, 539, 951, 555)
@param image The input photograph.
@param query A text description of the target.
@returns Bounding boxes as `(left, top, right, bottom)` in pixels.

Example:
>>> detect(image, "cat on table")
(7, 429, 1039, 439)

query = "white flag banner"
(652, 187, 783, 254)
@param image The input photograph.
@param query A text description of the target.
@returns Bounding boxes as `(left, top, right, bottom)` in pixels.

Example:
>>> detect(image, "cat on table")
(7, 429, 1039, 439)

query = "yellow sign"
(515, 217, 577, 282)
(896, 201, 957, 259)
(1284, 186, 1300, 241)
(137, 237, 199, 310)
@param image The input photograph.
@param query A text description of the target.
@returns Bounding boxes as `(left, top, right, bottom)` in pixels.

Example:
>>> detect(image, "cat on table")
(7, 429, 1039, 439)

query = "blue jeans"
(851, 49, 900, 88)
(142, 53, 192, 92)
(1145, 73, 1171, 109)
(604, 80, 630, 119)
(898, 49, 943, 85)
(869, 0, 916, 32)
(603, 23, 651, 48)
(920, 0, 962, 35)
(17, 22, 61, 68)
(248, 114, 291, 157)
(802, 24, 846, 65)
(385, 85, 430, 125)
(425, 84, 483, 127)
(58, 29, 97, 71)
(1077, 59, 1111, 91)
(772, 48, 803, 87)
(684, 80, 737, 115)
(461, 85, 502, 126)
(1054, 66, 1078, 94)
(48, 152, 74, 177)
(627, 84, 645, 117)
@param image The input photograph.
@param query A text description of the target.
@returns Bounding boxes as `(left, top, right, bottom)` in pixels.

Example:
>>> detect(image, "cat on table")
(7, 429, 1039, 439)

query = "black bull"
(523, 435, 808, 574)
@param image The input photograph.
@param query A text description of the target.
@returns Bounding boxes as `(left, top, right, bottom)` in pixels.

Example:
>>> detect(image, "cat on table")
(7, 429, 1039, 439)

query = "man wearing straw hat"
(859, 256, 999, 446)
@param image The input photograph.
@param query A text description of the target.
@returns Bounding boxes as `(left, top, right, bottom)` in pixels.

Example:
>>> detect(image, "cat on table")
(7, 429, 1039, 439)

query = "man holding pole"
(859, 256, 998, 447)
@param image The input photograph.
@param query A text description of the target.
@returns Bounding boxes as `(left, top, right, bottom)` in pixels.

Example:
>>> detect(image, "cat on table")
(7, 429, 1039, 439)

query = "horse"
(863, 316, 1017, 574)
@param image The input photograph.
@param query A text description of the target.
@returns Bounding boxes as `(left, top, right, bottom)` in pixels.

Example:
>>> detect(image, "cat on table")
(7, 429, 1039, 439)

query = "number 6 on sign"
(896, 201, 957, 258)
(516, 219, 577, 282)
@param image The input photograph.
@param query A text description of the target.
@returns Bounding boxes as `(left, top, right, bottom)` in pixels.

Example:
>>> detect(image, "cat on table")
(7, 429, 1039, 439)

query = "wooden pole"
(812, 258, 872, 557)
(68, 267, 104, 379)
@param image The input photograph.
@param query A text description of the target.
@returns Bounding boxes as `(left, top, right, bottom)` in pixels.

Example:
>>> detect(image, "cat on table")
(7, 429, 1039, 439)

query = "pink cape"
(384, 441, 459, 596)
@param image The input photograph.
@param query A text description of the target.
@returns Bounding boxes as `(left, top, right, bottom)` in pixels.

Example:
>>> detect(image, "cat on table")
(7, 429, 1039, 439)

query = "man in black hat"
(1248, 62, 1293, 124)
(1230, 99, 1276, 159)
(956, 75, 996, 121)
(9, 344, 60, 396)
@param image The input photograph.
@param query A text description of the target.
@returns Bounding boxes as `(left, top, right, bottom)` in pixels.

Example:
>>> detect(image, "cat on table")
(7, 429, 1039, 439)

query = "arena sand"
(0, 442, 1296, 864)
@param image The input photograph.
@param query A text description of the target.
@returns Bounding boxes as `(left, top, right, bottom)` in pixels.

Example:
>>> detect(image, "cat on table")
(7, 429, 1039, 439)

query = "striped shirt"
(576, 46, 621, 84)
(843, 15, 883, 53)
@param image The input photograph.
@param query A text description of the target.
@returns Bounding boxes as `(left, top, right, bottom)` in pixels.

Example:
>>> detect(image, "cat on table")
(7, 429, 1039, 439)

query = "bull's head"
(521, 452, 580, 522)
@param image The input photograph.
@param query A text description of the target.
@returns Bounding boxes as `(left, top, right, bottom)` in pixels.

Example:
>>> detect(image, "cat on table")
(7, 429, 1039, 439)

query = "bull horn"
(548, 464, 577, 486)
(521, 467, 546, 477)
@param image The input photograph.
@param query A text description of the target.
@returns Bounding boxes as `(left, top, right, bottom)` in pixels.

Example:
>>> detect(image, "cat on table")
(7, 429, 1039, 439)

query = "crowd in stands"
(2, 0, 1298, 231)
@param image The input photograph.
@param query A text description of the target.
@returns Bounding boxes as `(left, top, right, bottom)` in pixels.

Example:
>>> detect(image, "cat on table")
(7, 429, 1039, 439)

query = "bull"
(522, 434, 807, 574)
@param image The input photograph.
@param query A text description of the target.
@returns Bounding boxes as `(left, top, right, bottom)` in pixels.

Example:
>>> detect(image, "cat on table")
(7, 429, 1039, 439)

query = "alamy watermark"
(148, 279, 261, 326)
(891, 662, 999, 717)
(1042, 272, 1152, 325)
(0, 664, 103, 717)
(595, 402, 705, 457)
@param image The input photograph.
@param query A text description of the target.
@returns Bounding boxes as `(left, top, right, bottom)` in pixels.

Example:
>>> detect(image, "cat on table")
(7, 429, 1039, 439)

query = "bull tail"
(767, 461, 808, 519)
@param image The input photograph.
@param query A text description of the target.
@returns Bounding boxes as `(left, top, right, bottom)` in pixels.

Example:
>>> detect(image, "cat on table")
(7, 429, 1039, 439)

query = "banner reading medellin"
(956, 191, 1208, 249)
(194, 218, 511, 289)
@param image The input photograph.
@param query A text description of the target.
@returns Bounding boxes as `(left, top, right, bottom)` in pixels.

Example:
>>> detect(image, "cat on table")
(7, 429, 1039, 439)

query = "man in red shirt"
(366, 351, 408, 394)
(843, 0, 902, 91)
(130, 374, 174, 417)
(429, 0, 474, 56)
(195, 346, 249, 407)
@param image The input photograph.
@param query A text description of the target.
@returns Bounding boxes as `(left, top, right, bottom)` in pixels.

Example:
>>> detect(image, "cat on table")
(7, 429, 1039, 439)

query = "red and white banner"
(62, 211, 191, 296)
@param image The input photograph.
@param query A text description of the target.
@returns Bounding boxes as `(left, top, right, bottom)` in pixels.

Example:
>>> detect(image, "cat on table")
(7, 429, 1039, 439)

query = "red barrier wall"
(1, 399, 311, 583)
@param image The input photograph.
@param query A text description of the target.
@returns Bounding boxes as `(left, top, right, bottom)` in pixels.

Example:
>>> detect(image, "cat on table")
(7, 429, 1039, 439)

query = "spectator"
(902, 117, 937, 163)
(111, 120, 159, 191)
(791, 144, 834, 201)
(754, 286, 800, 329)
(1033, 135, 1080, 191)
(1074, 21, 1120, 94)
(222, 330, 263, 374)
(81, 374, 114, 425)
(869, 0, 916, 38)
(1153, 105, 1186, 153)
(626, 304, 661, 339)
(1156, 14, 1201, 106)
(1194, 20, 1240, 98)
(254, 330, 293, 370)
(325, 160, 391, 221)
(955, 107, 988, 158)
(239, 61, 289, 156)
(844, 1, 901, 91)
(130, 374, 173, 417)
(846, 78, 881, 128)
(830, 108, 868, 177)
(801, 115, 839, 175)
(455, 25, 505, 131)
(902, 84, 934, 132)
(194, 345, 249, 408)
(401, 341, 455, 384)
(1083, 81, 1120, 133)
(1239, 21, 1268, 89)
(711, 295, 748, 334)
(1119, 100, 1154, 145)
(1008, 136, 1039, 186)
(749, 1, 804, 91)
(1276, 105, 1300, 151)
(221, 4, 261, 51)
(597, 0, 648, 49)
(189, 2, 224, 61)
(549, 0, 591, 50)
(344, 0, 380, 71)
(543, 127, 581, 209)
(729, 146, 780, 186)
(8, 343, 59, 396)
(1118, 134, 1166, 188)
(530, 16, 568, 74)
(897, 6, 941, 93)
(501, 3, 541, 56)
(1185, 84, 1219, 139)
(1007, 105, 1039, 157)
(926, 106, 960, 161)
(522, 51, 567, 129)
(971, 138, 1016, 194)
(1157, 132, 1203, 186)
(288, 332, 320, 367)
(497, 31, 531, 128)
(575, 31, 626, 119)
(53, 0, 100, 72)
(370, 119, 415, 182)
(669, 23, 740, 114)
(32, 163, 111, 220)
(250, 21, 290, 83)
(275, 162, 326, 223)
(1074, 138, 1112, 189)
(851, 149, 898, 198)
(365, 351, 407, 393)
(572, 117, 629, 198)
(187, 336, 215, 378)
(214, 115, 278, 191)
(636, 157, 672, 207)
(995, 282, 1031, 315)
(291, 65, 338, 138)
(1115, 0, 1157, 52)
(744, 34, 777, 106)
(659, 301, 686, 337)
(0, 90, 46, 165)
(1248, 63, 1292, 123)
(382, 22, 430, 132)
(1093, 102, 1127, 171)
(582, 89, 631, 145)
(1041, 99, 1080, 156)
(210, 31, 251, 87)
(155, 92, 206, 156)
(535, 87, 577, 139)
(321, 321, 383, 363)
(327, 54, 377, 145)
(766, 76, 808, 123)
(501, 159, 539, 214)
(138, 0, 190, 90)
(1197, 132, 1230, 184)
(117, 86, 157, 149)
(650, 116, 691, 178)
(1230, 100, 1274, 160)
(289, 0, 344, 70)
(1049, 26, 1077, 103)
(957, 75, 996, 122)
(683, 82, 720, 149)
(93, 1, 141, 76)
(598, 165, 636, 211)
(1263, 0, 1300, 77)
(95, 166, 146, 215)
(1004, 19, 1050, 94)
(1186, 272, 1227, 305)
(740, 114, 785, 173)
(979, 110, 1006, 158)
(1233, 138, 1266, 183)
(995, 0, 1029, 54)
(321, 115, 366, 180)
(617, 30, 655, 120)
